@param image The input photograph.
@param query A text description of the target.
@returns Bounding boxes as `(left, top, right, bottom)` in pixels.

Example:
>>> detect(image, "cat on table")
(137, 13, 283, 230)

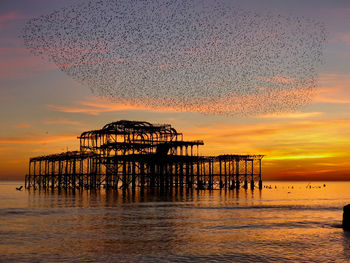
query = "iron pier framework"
(25, 120, 264, 190)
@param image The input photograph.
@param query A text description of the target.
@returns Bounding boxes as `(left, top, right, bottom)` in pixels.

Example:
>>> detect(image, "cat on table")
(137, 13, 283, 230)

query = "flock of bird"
(22, 0, 327, 115)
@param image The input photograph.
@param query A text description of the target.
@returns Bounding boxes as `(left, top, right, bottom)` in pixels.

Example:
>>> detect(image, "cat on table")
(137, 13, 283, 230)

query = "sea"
(0, 181, 349, 262)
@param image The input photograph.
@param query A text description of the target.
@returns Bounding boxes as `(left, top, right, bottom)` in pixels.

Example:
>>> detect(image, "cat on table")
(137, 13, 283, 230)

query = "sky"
(1, 0, 350, 181)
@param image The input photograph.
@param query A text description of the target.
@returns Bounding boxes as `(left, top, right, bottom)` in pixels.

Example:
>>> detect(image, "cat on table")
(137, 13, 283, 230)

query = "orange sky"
(1, 0, 350, 181)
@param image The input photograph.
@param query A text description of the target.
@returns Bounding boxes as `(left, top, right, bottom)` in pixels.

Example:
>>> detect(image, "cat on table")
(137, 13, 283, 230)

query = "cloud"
(335, 33, 350, 46)
(266, 154, 333, 160)
(180, 117, 350, 163)
(0, 56, 56, 79)
(14, 123, 31, 129)
(48, 88, 314, 116)
(0, 11, 21, 29)
(258, 112, 323, 119)
(47, 97, 175, 115)
(0, 134, 76, 144)
(43, 118, 84, 126)
(313, 96, 350, 104)
(188, 118, 350, 138)
(0, 47, 29, 56)
(312, 73, 350, 104)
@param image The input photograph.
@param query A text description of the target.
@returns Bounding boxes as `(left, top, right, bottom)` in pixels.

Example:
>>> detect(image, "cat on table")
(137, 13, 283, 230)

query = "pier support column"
(140, 162, 145, 189)
(174, 163, 178, 188)
(208, 160, 212, 190)
(33, 161, 36, 189)
(131, 161, 136, 190)
(244, 160, 248, 189)
(150, 163, 156, 188)
(219, 160, 222, 189)
(224, 160, 227, 189)
(250, 159, 254, 190)
(235, 160, 240, 189)
(258, 159, 262, 190)
(72, 159, 76, 189)
(27, 161, 32, 189)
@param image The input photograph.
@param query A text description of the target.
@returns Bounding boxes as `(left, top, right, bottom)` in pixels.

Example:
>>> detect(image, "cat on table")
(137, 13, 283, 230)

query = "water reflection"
(1, 182, 350, 262)
(26, 187, 261, 207)
(344, 231, 350, 260)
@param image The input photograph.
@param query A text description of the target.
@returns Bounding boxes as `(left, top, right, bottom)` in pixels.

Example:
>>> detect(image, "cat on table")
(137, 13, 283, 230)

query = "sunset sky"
(1, 0, 350, 181)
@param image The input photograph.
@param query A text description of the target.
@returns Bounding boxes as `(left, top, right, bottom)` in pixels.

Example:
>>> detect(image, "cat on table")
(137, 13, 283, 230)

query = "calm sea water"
(0, 181, 349, 262)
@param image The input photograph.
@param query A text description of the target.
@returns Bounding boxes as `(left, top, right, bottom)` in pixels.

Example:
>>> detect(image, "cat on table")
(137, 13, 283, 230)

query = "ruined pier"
(25, 120, 264, 190)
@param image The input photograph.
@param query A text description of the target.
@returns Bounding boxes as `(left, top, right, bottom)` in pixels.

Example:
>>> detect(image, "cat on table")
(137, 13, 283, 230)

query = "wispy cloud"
(266, 154, 333, 160)
(311, 73, 350, 104)
(0, 56, 56, 79)
(334, 33, 350, 46)
(0, 11, 21, 29)
(48, 87, 313, 116)
(43, 118, 84, 126)
(313, 96, 350, 104)
(258, 112, 323, 119)
(0, 47, 29, 56)
(47, 97, 175, 115)
(14, 123, 31, 129)
(0, 134, 76, 144)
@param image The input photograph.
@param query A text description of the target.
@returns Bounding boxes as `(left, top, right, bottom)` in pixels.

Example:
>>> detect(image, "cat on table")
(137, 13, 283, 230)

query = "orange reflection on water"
(0, 181, 349, 262)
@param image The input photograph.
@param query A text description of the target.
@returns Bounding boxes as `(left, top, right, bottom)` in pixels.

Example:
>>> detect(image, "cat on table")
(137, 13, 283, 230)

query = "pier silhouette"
(25, 120, 264, 190)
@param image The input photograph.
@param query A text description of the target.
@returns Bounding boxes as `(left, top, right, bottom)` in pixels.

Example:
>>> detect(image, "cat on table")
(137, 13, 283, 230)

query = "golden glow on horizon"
(266, 154, 334, 160)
